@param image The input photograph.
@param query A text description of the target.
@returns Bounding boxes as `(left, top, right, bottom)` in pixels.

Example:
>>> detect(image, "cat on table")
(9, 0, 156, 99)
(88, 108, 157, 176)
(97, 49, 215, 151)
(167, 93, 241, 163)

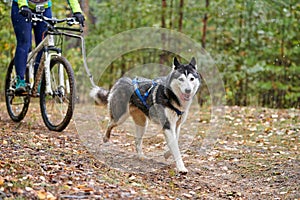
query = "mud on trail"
(0, 101, 299, 199)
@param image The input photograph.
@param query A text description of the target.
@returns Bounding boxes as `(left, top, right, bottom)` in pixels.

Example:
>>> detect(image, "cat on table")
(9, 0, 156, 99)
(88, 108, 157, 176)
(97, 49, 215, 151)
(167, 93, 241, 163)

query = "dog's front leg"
(164, 123, 182, 160)
(164, 128, 188, 173)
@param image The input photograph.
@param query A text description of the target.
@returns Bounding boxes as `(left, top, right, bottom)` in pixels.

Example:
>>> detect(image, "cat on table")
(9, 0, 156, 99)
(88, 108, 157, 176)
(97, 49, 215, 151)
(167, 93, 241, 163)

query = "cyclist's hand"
(73, 12, 85, 27)
(19, 6, 32, 22)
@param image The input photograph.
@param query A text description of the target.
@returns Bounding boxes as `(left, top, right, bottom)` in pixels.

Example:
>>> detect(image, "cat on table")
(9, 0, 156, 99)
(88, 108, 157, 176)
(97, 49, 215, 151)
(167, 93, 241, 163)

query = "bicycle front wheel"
(5, 58, 30, 122)
(40, 56, 75, 132)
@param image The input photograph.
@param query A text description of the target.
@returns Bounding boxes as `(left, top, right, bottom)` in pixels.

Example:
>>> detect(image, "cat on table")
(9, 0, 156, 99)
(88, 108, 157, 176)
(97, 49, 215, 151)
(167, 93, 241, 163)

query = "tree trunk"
(80, 0, 89, 33)
(160, 0, 167, 64)
(161, 0, 167, 28)
(169, 0, 173, 29)
(178, 0, 184, 32)
(201, 0, 209, 49)
(280, 10, 285, 59)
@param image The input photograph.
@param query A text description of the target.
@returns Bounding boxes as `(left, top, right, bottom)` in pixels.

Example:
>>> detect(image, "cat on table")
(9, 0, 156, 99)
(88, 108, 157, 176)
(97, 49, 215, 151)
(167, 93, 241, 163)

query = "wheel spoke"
(5, 58, 30, 122)
(40, 56, 75, 131)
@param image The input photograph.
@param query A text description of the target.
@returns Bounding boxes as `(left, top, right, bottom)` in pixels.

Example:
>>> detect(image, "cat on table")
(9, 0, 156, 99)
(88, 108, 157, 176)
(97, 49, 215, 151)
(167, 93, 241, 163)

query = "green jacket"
(14, 0, 82, 13)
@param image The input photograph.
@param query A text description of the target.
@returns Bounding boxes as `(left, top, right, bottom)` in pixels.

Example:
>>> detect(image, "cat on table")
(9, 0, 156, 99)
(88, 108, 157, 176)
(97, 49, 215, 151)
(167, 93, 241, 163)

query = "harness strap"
(132, 78, 184, 116)
(132, 78, 157, 109)
(169, 103, 184, 116)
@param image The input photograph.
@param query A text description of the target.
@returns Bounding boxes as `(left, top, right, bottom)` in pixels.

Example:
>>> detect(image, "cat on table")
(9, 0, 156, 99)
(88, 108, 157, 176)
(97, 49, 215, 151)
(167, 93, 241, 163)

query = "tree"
(201, 0, 209, 49)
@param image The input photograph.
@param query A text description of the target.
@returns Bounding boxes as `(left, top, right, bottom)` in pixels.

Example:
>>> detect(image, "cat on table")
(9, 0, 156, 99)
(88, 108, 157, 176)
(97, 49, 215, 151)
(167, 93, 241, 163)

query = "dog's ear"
(173, 57, 180, 70)
(190, 57, 197, 70)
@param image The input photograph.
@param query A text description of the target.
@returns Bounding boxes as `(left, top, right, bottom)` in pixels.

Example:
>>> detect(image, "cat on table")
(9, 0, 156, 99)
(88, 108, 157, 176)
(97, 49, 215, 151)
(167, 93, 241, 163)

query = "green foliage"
(0, 0, 299, 108)
(201, 0, 300, 108)
(0, 2, 15, 92)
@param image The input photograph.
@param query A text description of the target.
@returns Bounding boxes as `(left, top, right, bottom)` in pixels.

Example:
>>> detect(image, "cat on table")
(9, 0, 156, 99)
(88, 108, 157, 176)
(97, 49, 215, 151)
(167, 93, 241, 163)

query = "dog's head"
(169, 57, 201, 102)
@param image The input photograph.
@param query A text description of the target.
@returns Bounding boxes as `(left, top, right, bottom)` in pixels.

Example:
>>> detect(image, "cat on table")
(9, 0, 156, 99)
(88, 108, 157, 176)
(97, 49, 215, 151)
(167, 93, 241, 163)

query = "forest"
(0, 1, 299, 199)
(0, 0, 299, 108)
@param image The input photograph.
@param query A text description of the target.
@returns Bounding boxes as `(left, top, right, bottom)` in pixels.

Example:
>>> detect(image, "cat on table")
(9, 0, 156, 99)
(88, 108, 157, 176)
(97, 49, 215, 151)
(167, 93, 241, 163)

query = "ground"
(0, 101, 299, 199)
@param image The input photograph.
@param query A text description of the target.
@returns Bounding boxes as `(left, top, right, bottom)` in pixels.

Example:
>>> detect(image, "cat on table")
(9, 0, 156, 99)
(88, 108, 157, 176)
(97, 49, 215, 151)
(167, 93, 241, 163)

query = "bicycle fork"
(44, 51, 53, 95)
(58, 57, 68, 95)
(30, 35, 69, 97)
(44, 51, 69, 96)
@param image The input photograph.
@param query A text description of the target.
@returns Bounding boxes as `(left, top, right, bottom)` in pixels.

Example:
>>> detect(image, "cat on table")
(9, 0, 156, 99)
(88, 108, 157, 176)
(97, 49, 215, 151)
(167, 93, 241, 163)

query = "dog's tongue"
(181, 93, 191, 101)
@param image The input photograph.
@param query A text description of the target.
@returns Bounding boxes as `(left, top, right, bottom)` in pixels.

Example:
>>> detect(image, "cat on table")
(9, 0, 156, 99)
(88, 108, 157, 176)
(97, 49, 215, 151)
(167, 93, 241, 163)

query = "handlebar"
(32, 13, 83, 33)
(31, 15, 94, 86)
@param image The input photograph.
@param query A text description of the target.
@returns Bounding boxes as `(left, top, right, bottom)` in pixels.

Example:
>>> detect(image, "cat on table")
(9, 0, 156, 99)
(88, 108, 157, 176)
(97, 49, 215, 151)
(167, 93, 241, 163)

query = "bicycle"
(5, 13, 84, 132)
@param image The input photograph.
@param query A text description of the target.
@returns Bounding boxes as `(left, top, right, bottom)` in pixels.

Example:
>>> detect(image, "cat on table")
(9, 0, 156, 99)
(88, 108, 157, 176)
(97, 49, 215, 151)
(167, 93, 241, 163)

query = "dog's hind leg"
(134, 124, 147, 159)
(103, 112, 130, 143)
(103, 86, 131, 142)
(103, 108, 130, 143)
(130, 107, 148, 159)
(103, 121, 117, 143)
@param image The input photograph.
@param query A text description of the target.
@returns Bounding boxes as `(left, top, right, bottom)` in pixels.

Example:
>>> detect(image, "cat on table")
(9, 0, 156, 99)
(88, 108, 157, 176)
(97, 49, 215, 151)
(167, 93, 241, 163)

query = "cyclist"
(11, 0, 85, 94)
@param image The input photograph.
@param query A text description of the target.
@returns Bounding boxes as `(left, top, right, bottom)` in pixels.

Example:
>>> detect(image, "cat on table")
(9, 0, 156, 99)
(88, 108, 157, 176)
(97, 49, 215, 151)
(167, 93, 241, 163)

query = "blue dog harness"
(132, 78, 157, 109)
(132, 78, 184, 116)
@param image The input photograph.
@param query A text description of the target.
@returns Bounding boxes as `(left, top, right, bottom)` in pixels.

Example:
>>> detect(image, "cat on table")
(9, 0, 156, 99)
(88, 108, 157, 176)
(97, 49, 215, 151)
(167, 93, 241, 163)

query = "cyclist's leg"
(11, 1, 32, 91)
(33, 8, 53, 73)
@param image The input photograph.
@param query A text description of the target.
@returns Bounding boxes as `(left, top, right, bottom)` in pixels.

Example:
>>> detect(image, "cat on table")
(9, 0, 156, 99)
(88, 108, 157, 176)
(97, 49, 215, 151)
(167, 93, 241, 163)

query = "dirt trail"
(0, 102, 299, 199)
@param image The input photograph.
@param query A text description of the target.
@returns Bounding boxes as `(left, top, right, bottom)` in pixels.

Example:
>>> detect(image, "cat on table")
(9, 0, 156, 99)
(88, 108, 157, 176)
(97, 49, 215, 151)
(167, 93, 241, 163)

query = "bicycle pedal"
(31, 93, 40, 98)
(15, 91, 29, 96)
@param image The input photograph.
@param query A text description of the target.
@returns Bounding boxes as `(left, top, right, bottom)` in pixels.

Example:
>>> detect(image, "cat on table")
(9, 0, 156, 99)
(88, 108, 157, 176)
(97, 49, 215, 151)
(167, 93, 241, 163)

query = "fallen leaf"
(37, 190, 47, 199)
(0, 176, 4, 185)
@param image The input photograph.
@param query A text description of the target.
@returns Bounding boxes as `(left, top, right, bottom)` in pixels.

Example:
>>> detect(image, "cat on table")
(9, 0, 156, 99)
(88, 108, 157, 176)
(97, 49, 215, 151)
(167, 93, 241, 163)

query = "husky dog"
(90, 57, 201, 173)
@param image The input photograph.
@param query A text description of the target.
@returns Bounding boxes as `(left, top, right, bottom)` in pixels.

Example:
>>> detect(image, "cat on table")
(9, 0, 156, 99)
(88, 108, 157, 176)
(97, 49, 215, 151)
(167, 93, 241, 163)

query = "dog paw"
(138, 154, 147, 160)
(164, 150, 171, 160)
(178, 167, 188, 174)
(103, 137, 109, 143)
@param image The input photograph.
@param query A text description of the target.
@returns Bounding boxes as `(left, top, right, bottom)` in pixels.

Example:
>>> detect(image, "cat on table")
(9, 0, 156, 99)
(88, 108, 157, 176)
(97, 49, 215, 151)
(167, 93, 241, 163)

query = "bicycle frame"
(28, 31, 83, 97)
(28, 34, 59, 97)
(5, 13, 90, 131)
(27, 13, 97, 98)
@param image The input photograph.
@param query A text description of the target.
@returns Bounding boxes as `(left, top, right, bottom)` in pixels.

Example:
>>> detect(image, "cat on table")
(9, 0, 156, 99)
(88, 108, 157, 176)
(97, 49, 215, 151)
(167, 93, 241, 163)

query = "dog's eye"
(190, 77, 194, 81)
(179, 78, 184, 82)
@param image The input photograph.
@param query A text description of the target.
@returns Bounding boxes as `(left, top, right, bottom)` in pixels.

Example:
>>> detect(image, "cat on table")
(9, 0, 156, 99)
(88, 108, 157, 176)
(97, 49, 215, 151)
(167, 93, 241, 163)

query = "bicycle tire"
(5, 58, 30, 122)
(40, 55, 75, 132)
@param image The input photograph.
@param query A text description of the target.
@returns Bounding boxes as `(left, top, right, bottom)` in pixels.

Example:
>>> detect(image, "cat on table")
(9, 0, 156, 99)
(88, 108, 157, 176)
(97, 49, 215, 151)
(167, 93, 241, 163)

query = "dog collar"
(132, 78, 157, 109)
(174, 108, 184, 116)
(169, 103, 184, 116)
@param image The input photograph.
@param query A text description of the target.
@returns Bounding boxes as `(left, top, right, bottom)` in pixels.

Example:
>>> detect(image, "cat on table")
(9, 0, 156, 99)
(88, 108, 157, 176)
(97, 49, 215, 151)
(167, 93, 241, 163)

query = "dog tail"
(90, 86, 109, 105)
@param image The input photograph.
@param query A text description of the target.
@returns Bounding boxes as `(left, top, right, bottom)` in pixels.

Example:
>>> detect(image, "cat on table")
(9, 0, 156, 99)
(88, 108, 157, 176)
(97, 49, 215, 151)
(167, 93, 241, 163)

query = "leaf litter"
(0, 103, 299, 199)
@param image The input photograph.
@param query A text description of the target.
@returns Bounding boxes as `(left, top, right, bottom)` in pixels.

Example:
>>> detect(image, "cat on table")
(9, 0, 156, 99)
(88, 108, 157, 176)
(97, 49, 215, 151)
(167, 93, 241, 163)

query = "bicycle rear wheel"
(40, 56, 75, 132)
(5, 58, 30, 122)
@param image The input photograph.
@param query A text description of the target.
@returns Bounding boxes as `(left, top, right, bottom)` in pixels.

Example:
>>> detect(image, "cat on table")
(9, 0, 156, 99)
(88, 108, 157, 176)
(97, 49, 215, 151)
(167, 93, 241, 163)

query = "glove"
(73, 12, 85, 27)
(19, 6, 32, 22)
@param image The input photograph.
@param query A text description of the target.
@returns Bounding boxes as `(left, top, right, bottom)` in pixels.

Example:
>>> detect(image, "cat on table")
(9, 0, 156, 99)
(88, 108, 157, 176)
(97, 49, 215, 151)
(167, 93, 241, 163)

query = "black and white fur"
(90, 57, 201, 173)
